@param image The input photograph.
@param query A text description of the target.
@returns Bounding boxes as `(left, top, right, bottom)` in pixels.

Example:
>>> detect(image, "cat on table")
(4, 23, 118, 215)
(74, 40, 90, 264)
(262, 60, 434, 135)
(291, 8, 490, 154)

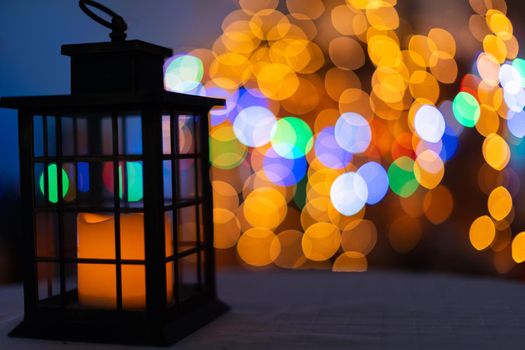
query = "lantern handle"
(79, 0, 128, 41)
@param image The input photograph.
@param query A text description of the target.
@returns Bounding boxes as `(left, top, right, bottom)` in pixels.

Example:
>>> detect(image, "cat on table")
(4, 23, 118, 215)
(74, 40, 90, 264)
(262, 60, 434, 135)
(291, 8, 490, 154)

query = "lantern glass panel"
(179, 253, 199, 301)
(59, 115, 113, 156)
(178, 159, 195, 200)
(62, 162, 77, 204)
(178, 115, 195, 154)
(198, 204, 205, 244)
(37, 262, 60, 303)
(166, 261, 176, 306)
(46, 116, 57, 157)
(59, 161, 91, 208)
(177, 205, 197, 253)
(119, 212, 146, 260)
(61, 117, 75, 156)
(165, 210, 175, 258)
(163, 160, 173, 206)
(199, 249, 207, 290)
(33, 115, 44, 157)
(63, 212, 79, 259)
(77, 212, 116, 259)
(33, 163, 46, 207)
(60, 116, 111, 157)
(194, 114, 201, 154)
(35, 212, 59, 258)
(121, 264, 146, 310)
(117, 161, 145, 208)
(77, 263, 116, 309)
(196, 158, 203, 197)
(162, 115, 171, 155)
(33, 162, 71, 206)
(74, 161, 115, 208)
(65, 263, 79, 306)
(118, 114, 142, 155)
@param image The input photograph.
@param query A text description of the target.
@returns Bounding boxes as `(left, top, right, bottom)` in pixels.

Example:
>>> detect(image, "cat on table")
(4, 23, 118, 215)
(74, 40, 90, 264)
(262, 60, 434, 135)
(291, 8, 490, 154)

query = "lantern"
(0, 1, 227, 346)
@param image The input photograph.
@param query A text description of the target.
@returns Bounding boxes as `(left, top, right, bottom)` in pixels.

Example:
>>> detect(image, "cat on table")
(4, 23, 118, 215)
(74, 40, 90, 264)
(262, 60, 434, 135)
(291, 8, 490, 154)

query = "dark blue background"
(0, 0, 235, 194)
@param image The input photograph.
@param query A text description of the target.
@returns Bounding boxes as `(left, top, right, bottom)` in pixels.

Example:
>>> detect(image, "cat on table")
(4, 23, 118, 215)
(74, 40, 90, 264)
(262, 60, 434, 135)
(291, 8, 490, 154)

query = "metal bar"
(55, 116, 67, 306)
(172, 198, 202, 209)
(19, 111, 38, 315)
(176, 246, 201, 259)
(192, 114, 202, 289)
(112, 112, 123, 311)
(171, 112, 180, 303)
(32, 155, 143, 162)
(161, 153, 200, 160)
(37, 257, 145, 265)
(73, 117, 79, 156)
(42, 116, 49, 205)
(41, 115, 52, 298)
(199, 108, 215, 294)
(142, 109, 167, 318)
(121, 117, 129, 203)
(164, 247, 206, 263)
(33, 206, 153, 213)
(73, 116, 79, 213)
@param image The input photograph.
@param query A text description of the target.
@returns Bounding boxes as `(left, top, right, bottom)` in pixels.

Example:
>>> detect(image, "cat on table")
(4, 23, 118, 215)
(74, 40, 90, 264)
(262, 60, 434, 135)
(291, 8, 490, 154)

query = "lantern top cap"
(59, 1, 174, 94)
(61, 40, 173, 58)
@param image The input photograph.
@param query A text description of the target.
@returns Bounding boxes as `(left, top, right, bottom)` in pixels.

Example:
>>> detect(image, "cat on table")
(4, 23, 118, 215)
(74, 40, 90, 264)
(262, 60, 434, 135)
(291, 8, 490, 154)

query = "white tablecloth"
(1, 269, 525, 349)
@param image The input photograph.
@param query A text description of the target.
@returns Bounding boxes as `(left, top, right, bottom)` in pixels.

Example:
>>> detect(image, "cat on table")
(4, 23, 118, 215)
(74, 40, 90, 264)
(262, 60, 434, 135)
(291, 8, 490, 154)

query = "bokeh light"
(388, 157, 418, 198)
(511, 232, 525, 263)
(164, 55, 204, 93)
(452, 91, 480, 127)
(330, 172, 368, 216)
(314, 126, 353, 169)
(263, 147, 307, 186)
(487, 186, 512, 221)
(414, 104, 445, 143)
(233, 106, 276, 147)
(237, 227, 279, 267)
(356, 161, 389, 205)
(157, 0, 525, 274)
(507, 110, 525, 138)
(482, 133, 510, 170)
(302, 222, 341, 261)
(334, 112, 372, 153)
(469, 215, 496, 251)
(271, 117, 314, 159)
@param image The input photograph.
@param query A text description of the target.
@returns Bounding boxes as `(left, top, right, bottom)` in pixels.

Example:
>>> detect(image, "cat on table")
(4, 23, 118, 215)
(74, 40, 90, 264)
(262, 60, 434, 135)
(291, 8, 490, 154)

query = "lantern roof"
(0, 90, 224, 112)
(61, 39, 172, 57)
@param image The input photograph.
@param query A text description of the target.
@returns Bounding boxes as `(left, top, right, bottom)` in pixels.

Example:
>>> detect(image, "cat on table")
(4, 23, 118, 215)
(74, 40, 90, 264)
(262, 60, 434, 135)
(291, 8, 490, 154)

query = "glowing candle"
(77, 213, 173, 309)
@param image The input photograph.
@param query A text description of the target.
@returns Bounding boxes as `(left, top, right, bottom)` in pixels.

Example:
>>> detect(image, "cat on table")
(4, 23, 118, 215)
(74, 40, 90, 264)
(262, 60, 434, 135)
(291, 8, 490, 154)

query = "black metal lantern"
(0, 1, 227, 346)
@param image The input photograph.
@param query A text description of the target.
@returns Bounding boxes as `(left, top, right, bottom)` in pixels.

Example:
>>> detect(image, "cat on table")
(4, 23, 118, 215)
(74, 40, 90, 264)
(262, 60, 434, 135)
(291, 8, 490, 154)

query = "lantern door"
(161, 111, 211, 306)
(31, 111, 156, 312)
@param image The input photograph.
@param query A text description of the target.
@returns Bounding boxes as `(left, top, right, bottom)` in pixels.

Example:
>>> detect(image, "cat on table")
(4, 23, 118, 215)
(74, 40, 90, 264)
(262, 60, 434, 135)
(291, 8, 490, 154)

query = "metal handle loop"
(79, 0, 127, 41)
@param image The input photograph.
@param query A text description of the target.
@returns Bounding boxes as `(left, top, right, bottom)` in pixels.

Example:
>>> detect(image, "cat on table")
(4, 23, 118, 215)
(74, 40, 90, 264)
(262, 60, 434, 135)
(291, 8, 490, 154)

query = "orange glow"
(469, 215, 496, 251)
(77, 213, 173, 309)
(388, 216, 422, 253)
(237, 227, 279, 266)
(302, 222, 341, 261)
(487, 186, 512, 221)
(511, 232, 525, 263)
(332, 252, 368, 272)
(482, 133, 510, 171)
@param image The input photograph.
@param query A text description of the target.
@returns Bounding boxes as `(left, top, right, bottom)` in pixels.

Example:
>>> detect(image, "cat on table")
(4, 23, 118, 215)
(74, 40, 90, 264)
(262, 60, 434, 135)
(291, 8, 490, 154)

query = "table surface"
(1, 268, 525, 349)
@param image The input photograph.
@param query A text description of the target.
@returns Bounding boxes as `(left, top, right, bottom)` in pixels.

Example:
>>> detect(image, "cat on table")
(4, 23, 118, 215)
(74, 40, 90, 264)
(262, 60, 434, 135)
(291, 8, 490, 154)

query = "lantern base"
(9, 298, 229, 346)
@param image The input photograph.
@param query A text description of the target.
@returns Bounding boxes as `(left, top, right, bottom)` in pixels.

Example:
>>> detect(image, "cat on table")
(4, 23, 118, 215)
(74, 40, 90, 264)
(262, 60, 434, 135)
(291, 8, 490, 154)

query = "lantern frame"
(0, 38, 227, 346)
